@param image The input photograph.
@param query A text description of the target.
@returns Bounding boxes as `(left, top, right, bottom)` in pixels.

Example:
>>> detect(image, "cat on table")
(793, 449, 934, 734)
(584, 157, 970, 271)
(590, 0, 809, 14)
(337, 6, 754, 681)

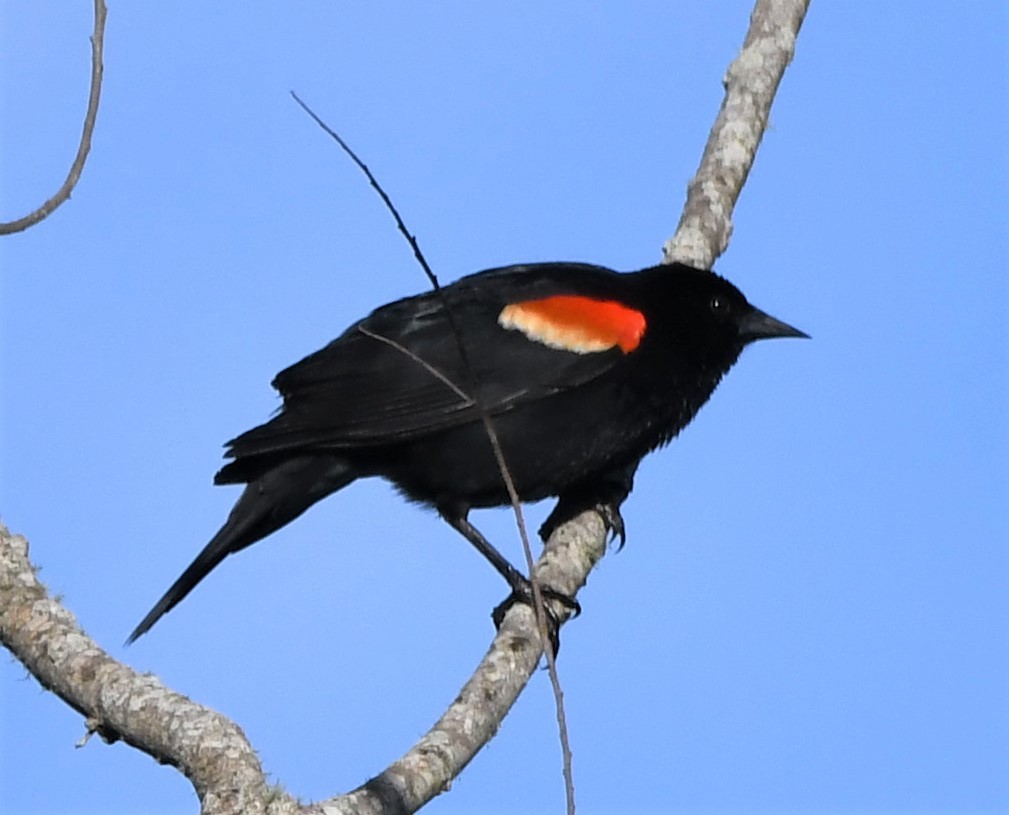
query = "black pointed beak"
(739, 307, 809, 342)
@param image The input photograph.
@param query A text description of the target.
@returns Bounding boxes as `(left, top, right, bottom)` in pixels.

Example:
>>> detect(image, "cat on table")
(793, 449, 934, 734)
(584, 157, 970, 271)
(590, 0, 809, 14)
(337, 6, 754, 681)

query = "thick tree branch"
(0, 0, 107, 236)
(0, 512, 603, 815)
(0, 1, 809, 812)
(0, 524, 296, 815)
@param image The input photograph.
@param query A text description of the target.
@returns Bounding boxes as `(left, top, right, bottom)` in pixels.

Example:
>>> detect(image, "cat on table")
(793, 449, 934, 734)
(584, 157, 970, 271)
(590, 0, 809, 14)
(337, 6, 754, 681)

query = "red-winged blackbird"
(128, 261, 806, 643)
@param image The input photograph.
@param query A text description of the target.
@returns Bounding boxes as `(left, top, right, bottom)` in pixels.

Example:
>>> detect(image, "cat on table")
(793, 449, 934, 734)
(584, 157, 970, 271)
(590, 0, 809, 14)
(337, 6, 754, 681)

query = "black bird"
(128, 261, 806, 643)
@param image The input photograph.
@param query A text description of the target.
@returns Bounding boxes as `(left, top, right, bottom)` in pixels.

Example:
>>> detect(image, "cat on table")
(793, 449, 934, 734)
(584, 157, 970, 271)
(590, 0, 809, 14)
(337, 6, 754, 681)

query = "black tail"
(127, 455, 356, 643)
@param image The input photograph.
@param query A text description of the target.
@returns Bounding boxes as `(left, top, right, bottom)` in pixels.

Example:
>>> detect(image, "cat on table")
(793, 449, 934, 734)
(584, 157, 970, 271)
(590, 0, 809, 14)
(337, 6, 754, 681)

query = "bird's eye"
(710, 295, 730, 316)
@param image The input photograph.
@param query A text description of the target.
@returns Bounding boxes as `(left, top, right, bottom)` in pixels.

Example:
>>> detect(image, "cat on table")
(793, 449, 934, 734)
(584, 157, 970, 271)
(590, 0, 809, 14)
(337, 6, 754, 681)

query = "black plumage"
(128, 261, 805, 643)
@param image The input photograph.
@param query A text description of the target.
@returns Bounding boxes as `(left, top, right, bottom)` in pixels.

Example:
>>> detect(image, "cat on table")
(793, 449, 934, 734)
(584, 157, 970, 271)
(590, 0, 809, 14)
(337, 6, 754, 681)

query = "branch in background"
(0, 0, 107, 236)
(0, 1, 810, 812)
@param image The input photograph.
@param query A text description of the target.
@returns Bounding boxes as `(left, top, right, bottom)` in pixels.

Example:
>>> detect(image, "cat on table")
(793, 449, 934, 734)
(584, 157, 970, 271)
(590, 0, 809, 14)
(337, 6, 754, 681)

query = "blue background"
(2, 3, 1007, 813)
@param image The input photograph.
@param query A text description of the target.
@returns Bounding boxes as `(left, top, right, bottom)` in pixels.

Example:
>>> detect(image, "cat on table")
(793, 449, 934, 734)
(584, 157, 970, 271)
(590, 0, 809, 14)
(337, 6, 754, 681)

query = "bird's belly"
(377, 393, 658, 510)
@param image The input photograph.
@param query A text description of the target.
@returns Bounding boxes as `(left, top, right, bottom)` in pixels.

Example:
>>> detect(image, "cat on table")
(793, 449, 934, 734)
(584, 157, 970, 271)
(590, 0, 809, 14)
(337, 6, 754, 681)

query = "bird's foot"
(492, 578, 581, 656)
(595, 500, 627, 551)
(539, 497, 627, 550)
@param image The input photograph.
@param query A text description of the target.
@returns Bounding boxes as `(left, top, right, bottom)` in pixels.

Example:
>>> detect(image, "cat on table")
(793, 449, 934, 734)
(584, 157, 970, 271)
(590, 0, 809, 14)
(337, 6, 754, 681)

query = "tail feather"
(127, 455, 355, 643)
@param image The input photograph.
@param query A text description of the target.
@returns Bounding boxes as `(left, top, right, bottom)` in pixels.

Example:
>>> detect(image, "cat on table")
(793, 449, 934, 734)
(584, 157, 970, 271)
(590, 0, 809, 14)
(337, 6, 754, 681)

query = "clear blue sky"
(3, 3, 1007, 813)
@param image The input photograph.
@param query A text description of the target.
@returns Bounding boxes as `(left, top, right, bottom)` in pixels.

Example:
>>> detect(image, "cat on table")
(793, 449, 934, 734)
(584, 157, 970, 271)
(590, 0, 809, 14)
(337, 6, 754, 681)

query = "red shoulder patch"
(498, 295, 646, 354)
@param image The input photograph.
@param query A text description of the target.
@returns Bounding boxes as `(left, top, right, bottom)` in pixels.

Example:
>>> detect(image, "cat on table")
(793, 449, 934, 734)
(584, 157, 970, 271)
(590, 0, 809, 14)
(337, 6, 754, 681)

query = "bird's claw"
(492, 580, 581, 656)
(595, 501, 627, 551)
(538, 492, 629, 549)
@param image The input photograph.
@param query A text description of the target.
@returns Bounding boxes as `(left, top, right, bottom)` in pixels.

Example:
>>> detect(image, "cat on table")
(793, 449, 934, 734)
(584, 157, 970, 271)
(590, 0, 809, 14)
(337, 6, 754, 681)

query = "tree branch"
(0, 1, 809, 812)
(0, 524, 294, 815)
(0, 0, 107, 236)
(664, 0, 810, 269)
(313, 512, 606, 815)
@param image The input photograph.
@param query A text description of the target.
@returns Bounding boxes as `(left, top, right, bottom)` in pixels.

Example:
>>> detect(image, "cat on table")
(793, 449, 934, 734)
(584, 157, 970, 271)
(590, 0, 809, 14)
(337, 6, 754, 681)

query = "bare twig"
(290, 92, 440, 291)
(356, 325, 474, 403)
(0, 0, 107, 235)
(302, 98, 581, 807)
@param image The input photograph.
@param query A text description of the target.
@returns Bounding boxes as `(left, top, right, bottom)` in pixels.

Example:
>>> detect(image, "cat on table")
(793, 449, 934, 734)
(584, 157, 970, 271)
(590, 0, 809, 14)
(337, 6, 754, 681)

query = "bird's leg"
(538, 461, 639, 550)
(441, 510, 580, 655)
(441, 511, 528, 591)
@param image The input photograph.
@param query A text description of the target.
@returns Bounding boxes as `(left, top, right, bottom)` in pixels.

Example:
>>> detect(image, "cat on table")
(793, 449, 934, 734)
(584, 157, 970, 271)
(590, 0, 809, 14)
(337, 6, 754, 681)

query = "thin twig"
(356, 326, 474, 404)
(290, 92, 439, 290)
(482, 424, 578, 815)
(298, 95, 579, 810)
(0, 0, 107, 235)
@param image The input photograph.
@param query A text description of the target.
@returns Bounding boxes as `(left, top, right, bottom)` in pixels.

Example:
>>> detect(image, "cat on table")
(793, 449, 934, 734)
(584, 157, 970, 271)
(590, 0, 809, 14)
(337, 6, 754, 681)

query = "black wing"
(225, 263, 632, 459)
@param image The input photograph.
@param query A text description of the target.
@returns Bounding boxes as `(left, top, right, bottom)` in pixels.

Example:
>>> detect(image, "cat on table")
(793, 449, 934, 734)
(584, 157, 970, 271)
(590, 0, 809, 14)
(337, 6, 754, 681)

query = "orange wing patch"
(498, 295, 646, 354)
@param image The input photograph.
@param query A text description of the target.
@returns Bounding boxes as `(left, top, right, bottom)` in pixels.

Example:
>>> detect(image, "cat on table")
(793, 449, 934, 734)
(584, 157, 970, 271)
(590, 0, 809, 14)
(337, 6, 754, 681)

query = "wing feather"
(226, 263, 631, 458)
